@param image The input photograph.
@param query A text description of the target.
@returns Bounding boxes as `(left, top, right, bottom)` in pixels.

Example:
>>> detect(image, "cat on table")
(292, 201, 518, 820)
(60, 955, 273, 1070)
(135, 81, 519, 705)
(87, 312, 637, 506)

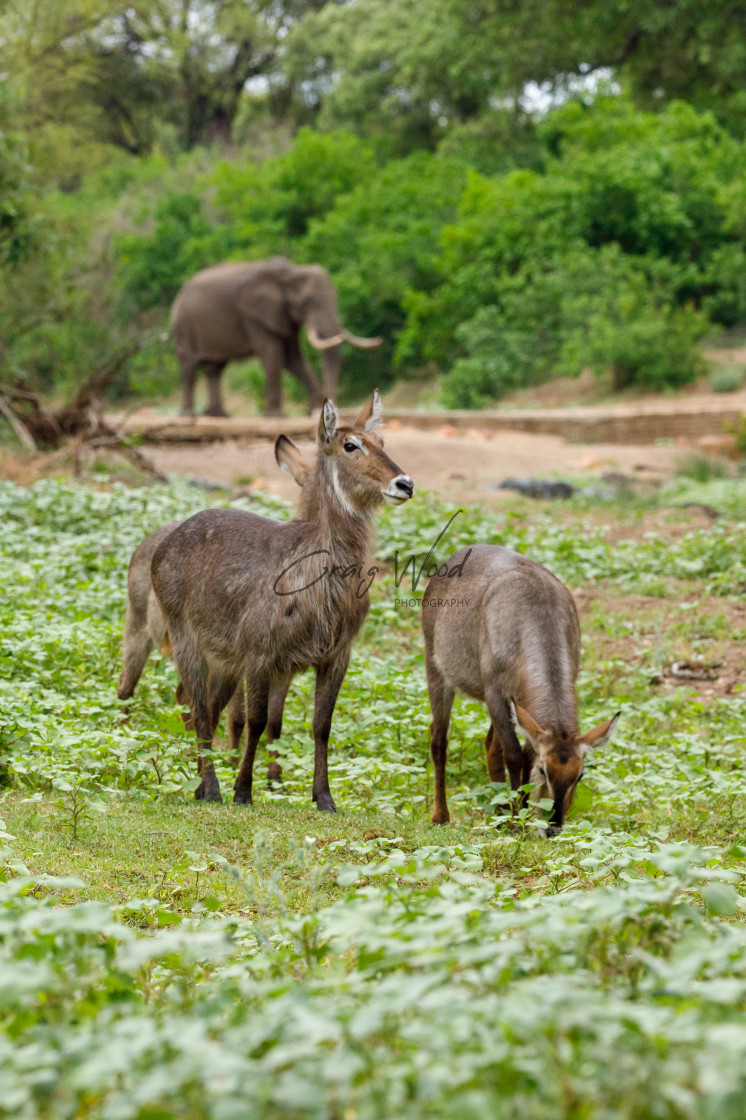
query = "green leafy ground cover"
(1, 477, 746, 1117)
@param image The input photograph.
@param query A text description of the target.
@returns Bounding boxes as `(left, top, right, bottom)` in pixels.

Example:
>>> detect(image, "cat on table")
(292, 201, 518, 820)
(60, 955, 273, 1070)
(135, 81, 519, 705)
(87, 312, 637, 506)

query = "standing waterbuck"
(150, 391, 414, 808)
(117, 442, 309, 772)
(423, 545, 620, 833)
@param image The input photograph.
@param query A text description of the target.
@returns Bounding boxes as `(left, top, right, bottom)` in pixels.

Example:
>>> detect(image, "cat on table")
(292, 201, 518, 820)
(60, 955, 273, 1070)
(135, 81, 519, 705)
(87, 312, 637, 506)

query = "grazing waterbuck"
(423, 545, 620, 833)
(117, 442, 309, 769)
(150, 391, 414, 808)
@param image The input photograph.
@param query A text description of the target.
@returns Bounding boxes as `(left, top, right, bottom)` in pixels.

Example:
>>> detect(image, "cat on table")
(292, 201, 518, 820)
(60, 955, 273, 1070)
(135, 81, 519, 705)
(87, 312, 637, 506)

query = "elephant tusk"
(307, 326, 345, 350)
(342, 330, 383, 348)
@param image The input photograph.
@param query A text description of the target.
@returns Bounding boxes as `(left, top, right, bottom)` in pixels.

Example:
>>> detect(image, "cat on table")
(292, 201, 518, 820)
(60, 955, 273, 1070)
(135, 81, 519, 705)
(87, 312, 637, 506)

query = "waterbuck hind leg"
(227, 685, 246, 765)
(234, 677, 270, 806)
(425, 655, 455, 824)
(311, 659, 350, 813)
(266, 672, 292, 785)
(117, 628, 153, 702)
(175, 679, 194, 731)
(178, 649, 230, 802)
(193, 714, 222, 802)
(195, 676, 238, 801)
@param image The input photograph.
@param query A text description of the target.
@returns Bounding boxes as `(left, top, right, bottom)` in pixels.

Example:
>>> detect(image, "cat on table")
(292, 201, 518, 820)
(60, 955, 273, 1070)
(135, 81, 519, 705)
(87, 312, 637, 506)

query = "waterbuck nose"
(545, 825, 562, 839)
(392, 475, 414, 498)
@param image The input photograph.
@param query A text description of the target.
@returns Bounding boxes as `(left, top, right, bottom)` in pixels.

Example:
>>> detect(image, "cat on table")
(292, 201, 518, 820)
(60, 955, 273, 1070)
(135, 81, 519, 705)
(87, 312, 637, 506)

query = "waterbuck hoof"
(431, 812, 450, 825)
(195, 779, 222, 803)
(233, 790, 253, 806)
(314, 792, 337, 813)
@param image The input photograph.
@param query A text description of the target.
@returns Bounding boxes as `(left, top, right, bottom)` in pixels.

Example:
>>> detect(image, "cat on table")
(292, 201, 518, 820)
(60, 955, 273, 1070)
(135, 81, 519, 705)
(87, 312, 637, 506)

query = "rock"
(677, 501, 720, 520)
(437, 424, 460, 438)
(496, 477, 577, 499)
(465, 428, 491, 442)
(186, 475, 229, 491)
(581, 485, 617, 500)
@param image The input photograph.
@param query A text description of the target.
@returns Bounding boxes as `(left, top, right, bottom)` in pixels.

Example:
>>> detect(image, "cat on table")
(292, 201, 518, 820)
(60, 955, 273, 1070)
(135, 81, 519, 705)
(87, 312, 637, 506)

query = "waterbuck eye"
(343, 440, 358, 453)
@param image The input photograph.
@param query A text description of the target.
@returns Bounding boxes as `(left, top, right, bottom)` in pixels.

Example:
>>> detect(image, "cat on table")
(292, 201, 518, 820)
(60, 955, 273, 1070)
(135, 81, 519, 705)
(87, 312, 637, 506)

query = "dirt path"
(147, 426, 681, 504)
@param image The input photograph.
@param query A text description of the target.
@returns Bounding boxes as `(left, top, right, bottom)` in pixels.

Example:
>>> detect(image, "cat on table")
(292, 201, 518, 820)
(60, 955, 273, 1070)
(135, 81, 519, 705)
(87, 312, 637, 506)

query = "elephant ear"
(237, 266, 292, 336)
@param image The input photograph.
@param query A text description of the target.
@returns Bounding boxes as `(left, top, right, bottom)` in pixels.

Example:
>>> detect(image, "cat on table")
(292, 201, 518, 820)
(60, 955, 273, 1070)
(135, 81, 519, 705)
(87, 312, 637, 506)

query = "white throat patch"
(329, 461, 355, 515)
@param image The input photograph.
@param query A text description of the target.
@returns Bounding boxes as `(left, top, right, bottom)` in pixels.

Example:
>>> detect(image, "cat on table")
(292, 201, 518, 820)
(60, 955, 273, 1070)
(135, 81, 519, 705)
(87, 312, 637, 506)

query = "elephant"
(170, 256, 381, 417)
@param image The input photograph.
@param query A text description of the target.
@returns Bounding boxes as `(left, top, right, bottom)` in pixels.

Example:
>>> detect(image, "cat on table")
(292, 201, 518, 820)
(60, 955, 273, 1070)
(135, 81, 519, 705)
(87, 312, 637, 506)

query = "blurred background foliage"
(3, 0, 746, 406)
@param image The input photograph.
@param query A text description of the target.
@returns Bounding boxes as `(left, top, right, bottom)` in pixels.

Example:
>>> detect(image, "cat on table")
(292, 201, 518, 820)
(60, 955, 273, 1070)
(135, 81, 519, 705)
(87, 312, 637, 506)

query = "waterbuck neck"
(295, 456, 374, 564)
(521, 654, 579, 740)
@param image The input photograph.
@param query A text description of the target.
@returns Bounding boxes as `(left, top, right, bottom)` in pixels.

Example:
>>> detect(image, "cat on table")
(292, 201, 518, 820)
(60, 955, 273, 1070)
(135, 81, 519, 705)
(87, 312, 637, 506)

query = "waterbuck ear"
(510, 699, 544, 749)
(580, 710, 621, 757)
(318, 399, 338, 446)
(354, 388, 383, 433)
(274, 435, 307, 487)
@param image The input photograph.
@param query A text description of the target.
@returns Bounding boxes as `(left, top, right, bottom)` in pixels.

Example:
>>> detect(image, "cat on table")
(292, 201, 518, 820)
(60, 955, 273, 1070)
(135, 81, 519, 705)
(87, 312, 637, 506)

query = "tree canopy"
(3, 1, 746, 406)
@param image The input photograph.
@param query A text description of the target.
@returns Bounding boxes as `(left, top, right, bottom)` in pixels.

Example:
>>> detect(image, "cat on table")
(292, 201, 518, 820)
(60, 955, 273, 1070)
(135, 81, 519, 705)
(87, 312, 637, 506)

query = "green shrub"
(438, 243, 709, 406)
(210, 128, 376, 249)
(675, 452, 729, 482)
(402, 97, 746, 404)
(0, 125, 35, 266)
(560, 270, 709, 391)
(115, 191, 219, 312)
(709, 364, 746, 393)
(304, 151, 467, 397)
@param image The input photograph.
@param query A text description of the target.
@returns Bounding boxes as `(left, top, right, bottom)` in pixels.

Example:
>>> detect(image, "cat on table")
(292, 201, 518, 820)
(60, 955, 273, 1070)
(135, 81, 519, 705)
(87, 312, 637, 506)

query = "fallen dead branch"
(0, 344, 167, 482)
(0, 395, 36, 450)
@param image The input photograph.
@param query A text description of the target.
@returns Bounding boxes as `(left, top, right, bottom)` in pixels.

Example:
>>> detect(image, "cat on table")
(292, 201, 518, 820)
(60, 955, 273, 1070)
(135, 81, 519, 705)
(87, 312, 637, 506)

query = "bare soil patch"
(144, 426, 680, 505)
(575, 588, 746, 704)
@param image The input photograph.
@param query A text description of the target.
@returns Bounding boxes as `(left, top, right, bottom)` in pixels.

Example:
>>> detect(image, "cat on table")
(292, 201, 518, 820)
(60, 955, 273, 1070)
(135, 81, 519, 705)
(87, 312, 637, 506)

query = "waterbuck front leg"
(311, 657, 350, 813)
(234, 675, 270, 806)
(484, 722, 505, 783)
(266, 671, 292, 785)
(487, 693, 531, 807)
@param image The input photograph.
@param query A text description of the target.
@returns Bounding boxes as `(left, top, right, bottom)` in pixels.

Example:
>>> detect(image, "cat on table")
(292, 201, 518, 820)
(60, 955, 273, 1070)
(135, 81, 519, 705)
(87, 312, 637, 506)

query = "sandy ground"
(146, 426, 682, 504)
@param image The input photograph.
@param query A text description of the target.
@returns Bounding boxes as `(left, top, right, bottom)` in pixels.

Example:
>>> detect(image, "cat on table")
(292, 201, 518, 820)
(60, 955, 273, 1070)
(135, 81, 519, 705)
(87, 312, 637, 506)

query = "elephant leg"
(203, 361, 228, 418)
(179, 359, 198, 417)
(284, 336, 323, 411)
(254, 337, 285, 417)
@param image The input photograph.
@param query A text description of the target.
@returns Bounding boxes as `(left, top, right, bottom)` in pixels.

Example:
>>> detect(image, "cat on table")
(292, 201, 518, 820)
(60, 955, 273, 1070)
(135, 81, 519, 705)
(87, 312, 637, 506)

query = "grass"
(2, 475, 746, 1116)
